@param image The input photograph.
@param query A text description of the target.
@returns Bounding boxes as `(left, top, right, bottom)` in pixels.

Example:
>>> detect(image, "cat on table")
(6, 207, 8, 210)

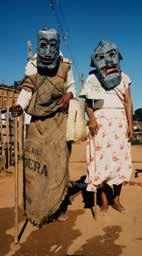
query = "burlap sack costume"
(23, 61, 71, 225)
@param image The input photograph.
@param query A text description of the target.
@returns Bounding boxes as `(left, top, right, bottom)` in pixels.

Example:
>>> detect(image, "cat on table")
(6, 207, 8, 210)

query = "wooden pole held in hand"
(14, 117, 19, 243)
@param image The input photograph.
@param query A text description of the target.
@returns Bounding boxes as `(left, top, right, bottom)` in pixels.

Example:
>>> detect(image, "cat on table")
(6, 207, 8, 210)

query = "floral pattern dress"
(80, 72, 132, 192)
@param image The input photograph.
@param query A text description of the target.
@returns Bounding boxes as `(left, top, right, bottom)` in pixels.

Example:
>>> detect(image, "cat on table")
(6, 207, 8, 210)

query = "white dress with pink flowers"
(80, 72, 132, 192)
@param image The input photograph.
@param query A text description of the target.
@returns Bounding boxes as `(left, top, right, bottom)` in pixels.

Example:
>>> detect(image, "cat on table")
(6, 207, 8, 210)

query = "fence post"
(0, 110, 5, 172)
(6, 107, 10, 170)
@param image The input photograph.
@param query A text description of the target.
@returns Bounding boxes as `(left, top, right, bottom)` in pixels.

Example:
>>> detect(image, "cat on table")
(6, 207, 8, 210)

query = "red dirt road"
(0, 144, 142, 256)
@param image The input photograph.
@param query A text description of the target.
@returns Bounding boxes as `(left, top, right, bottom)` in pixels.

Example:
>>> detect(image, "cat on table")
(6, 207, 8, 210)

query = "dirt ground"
(0, 144, 142, 256)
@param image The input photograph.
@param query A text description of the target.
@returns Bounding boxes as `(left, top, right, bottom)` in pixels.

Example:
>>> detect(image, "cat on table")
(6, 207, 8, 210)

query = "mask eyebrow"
(48, 39, 57, 45)
(106, 49, 116, 54)
(95, 53, 105, 59)
(40, 38, 48, 43)
(49, 39, 57, 43)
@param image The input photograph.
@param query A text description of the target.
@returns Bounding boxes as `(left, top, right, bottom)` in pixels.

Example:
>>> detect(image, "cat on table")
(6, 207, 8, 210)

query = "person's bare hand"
(89, 119, 100, 136)
(9, 104, 23, 117)
(60, 92, 73, 110)
(126, 125, 133, 141)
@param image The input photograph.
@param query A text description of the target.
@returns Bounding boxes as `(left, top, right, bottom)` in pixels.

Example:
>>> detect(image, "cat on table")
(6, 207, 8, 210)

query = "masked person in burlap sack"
(80, 40, 133, 214)
(10, 28, 76, 226)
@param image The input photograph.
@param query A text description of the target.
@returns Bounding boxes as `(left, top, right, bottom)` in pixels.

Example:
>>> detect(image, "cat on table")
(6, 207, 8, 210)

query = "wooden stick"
(20, 114, 25, 211)
(14, 117, 19, 244)
(94, 191, 97, 220)
(89, 134, 97, 220)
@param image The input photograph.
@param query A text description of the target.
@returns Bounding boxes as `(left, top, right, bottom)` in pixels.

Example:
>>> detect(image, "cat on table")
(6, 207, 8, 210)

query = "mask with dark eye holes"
(90, 40, 123, 90)
(37, 28, 60, 72)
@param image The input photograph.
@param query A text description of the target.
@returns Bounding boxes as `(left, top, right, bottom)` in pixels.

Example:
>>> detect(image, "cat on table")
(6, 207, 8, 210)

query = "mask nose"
(105, 53, 114, 66)
(45, 45, 52, 57)
(105, 57, 113, 67)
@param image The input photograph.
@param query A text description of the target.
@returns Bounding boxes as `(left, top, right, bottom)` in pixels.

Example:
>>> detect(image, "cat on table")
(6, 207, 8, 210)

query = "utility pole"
(79, 73, 84, 90)
(27, 40, 33, 60)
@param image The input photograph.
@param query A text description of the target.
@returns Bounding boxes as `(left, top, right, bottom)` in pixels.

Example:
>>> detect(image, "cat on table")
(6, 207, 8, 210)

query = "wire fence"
(0, 88, 25, 175)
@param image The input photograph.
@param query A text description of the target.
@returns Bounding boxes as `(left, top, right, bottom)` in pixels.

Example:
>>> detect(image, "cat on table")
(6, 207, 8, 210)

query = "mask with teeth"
(90, 40, 123, 90)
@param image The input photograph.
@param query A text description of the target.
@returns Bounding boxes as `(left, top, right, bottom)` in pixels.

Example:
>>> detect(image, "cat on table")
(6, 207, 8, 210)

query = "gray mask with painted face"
(90, 40, 123, 90)
(37, 28, 60, 71)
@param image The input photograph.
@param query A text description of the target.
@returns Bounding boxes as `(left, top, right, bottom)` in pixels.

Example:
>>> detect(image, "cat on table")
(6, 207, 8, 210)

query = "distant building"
(0, 84, 20, 109)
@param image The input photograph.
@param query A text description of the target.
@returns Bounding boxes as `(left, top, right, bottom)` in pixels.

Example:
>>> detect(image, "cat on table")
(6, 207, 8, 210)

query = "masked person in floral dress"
(10, 28, 76, 226)
(80, 40, 133, 213)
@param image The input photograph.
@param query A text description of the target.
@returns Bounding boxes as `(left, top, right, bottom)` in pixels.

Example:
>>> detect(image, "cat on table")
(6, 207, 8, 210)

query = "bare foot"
(112, 202, 126, 213)
(57, 212, 68, 221)
(100, 205, 108, 215)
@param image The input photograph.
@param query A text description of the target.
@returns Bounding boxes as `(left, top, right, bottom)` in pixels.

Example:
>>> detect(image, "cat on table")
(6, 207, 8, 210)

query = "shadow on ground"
(0, 207, 25, 256)
(0, 207, 14, 255)
(73, 225, 125, 256)
(0, 208, 24, 256)
(13, 209, 83, 256)
(12, 211, 125, 256)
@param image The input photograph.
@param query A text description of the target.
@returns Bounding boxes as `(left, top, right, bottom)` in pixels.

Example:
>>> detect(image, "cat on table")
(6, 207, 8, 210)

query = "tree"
(134, 108, 142, 121)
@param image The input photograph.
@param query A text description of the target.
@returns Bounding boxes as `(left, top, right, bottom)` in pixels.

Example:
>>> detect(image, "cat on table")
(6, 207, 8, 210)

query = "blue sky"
(1, 0, 142, 110)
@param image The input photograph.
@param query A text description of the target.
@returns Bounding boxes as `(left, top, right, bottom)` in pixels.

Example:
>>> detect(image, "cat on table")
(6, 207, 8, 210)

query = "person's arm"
(10, 89, 32, 117)
(17, 89, 32, 109)
(66, 67, 76, 98)
(85, 99, 100, 136)
(10, 76, 34, 117)
(124, 87, 133, 141)
(60, 66, 75, 110)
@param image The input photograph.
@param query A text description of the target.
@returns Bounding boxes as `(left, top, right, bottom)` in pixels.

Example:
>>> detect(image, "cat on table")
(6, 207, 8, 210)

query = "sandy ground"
(0, 144, 142, 256)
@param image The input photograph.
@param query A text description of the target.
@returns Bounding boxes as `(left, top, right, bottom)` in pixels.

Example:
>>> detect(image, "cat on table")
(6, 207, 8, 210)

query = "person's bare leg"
(112, 184, 125, 212)
(100, 191, 108, 212)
